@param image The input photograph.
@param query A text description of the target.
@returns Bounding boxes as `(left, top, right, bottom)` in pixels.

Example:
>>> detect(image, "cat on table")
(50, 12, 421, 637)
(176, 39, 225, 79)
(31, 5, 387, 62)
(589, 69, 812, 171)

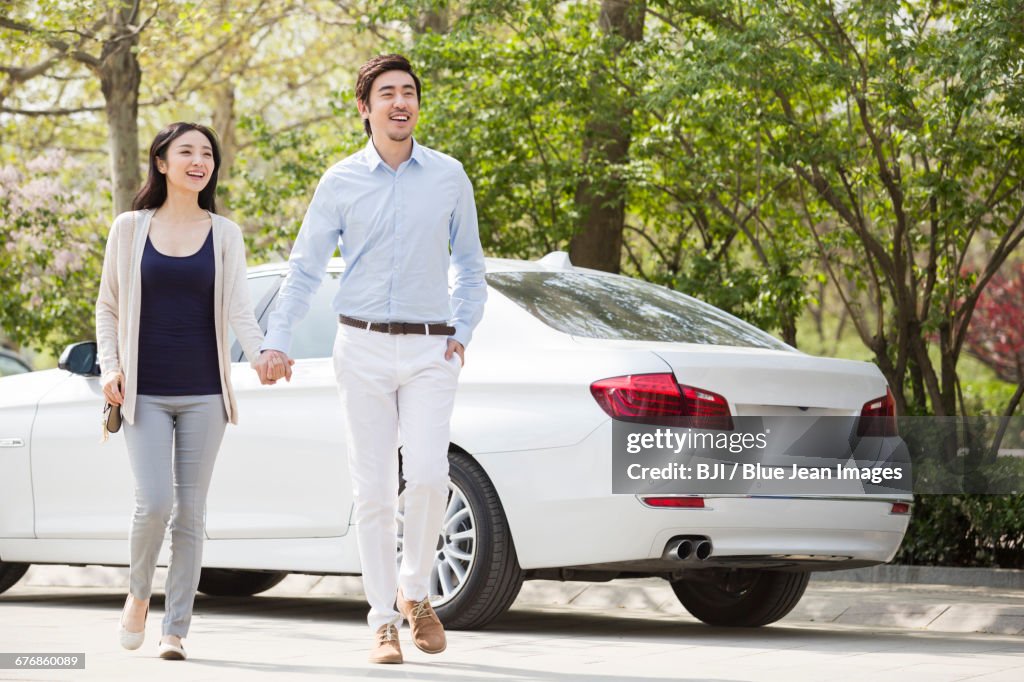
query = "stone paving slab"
(2, 584, 1023, 682)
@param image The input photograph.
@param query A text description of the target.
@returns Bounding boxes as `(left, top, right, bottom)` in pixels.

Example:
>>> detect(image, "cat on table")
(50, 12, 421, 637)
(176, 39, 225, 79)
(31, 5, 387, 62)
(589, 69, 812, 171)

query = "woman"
(95, 122, 288, 660)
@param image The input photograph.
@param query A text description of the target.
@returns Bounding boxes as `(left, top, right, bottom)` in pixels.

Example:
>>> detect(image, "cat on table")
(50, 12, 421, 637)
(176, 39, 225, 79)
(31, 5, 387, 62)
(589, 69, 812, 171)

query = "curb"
(811, 565, 1024, 590)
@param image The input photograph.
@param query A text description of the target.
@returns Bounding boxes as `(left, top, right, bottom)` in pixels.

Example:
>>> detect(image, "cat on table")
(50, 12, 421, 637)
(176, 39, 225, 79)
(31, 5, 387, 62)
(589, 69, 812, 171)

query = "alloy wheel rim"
(397, 480, 477, 607)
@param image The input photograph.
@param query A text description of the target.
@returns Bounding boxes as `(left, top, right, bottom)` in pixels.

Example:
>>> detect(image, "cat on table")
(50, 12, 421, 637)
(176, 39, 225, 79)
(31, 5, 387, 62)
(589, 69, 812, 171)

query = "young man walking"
(256, 54, 486, 663)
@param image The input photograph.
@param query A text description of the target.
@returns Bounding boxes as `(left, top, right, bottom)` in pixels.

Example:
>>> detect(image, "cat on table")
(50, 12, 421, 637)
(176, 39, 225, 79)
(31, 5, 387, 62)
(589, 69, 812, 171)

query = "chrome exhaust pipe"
(664, 535, 712, 562)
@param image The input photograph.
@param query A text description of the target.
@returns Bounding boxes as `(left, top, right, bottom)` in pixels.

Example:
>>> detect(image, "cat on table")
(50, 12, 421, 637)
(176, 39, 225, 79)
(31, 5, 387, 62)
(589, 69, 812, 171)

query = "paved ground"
(2, 568, 1023, 681)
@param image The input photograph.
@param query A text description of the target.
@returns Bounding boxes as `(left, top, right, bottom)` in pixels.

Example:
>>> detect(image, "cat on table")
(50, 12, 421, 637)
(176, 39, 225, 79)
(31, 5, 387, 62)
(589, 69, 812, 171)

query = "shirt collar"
(364, 137, 425, 172)
(409, 139, 426, 166)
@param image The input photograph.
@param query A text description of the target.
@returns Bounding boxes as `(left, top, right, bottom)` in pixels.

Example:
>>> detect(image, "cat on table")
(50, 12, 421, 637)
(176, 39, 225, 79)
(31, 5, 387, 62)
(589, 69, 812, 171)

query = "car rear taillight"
(679, 385, 733, 430)
(590, 373, 684, 418)
(857, 387, 897, 437)
(590, 373, 733, 429)
(890, 502, 910, 514)
(642, 496, 706, 509)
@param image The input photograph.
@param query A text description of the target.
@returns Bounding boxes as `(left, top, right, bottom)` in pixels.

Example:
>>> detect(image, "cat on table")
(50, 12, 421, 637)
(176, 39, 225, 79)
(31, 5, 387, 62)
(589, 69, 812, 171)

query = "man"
(255, 54, 486, 664)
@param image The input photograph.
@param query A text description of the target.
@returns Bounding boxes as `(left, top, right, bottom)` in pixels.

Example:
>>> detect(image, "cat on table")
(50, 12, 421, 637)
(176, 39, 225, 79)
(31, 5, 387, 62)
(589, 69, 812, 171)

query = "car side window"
(229, 274, 283, 361)
(263, 273, 339, 360)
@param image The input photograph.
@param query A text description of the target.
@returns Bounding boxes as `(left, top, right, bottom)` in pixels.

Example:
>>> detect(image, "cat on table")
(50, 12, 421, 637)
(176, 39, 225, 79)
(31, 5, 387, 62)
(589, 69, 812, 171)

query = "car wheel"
(197, 568, 288, 597)
(670, 568, 810, 627)
(0, 561, 29, 595)
(397, 451, 524, 630)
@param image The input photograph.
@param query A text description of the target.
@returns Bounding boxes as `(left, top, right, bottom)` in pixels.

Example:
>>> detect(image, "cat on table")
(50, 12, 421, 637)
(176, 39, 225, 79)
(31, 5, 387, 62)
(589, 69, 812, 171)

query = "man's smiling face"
(359, 69, 420, 143)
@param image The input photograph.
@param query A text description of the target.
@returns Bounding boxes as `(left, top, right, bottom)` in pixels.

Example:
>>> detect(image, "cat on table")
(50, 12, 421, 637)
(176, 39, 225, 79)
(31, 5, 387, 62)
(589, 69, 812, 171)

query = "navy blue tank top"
(137, 228, 222, 396)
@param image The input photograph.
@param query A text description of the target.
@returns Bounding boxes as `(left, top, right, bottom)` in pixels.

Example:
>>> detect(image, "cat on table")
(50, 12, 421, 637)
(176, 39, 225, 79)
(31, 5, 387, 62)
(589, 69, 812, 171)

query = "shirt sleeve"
(448, 166, 487, 348)
(261, 171, 343, 355)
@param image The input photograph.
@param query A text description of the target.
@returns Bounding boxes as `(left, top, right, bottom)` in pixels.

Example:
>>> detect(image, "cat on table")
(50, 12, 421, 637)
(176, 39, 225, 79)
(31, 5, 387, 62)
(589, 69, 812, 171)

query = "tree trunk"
(569, 0, 645, 273)
(781, 315, 797, 348)
(99, 5, 142, 216)
(212, 82, 237, 183)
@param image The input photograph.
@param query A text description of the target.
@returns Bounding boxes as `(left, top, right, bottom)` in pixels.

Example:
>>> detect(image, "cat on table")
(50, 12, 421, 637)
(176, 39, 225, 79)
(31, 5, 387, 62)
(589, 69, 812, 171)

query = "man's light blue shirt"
(262, 138, 487, 354)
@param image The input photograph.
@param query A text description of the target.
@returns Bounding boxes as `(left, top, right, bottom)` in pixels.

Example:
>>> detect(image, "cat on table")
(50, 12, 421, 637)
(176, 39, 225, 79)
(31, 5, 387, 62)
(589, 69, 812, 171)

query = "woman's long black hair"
(132, 122, 222, 212)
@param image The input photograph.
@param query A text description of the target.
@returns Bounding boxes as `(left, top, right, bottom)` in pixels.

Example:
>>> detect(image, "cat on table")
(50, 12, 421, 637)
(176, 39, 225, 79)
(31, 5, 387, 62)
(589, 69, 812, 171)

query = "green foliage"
(896, 494, 1024, 568)
(408, 1, 597, 257)
(228, 114, 362, 262)
(652, 0, 1023, 414)
(0, 151, 105, 355)
(388, 0, 813, 336)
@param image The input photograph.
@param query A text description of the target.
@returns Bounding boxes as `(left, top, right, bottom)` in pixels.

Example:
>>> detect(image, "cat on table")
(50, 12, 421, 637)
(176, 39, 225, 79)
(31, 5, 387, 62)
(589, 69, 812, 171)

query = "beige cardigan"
(95, 209, 265, 426)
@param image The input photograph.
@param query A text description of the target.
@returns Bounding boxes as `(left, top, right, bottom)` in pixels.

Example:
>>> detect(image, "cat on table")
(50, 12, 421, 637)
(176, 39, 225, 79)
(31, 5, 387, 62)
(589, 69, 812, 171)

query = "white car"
(0, 253, 911, 628)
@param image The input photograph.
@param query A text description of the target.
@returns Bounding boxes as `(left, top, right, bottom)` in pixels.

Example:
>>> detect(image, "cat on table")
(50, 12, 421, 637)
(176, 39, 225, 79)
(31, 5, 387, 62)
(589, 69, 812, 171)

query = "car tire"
(399, 451, 524, 630)
(197, 568, 288, 597)
(670, 568, 810, 627)
(0, 561, 29, 595)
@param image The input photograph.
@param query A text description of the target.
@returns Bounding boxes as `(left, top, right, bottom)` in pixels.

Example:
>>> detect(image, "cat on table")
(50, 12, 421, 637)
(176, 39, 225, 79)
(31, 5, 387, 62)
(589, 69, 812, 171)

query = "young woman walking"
(95, 122, 289, 660)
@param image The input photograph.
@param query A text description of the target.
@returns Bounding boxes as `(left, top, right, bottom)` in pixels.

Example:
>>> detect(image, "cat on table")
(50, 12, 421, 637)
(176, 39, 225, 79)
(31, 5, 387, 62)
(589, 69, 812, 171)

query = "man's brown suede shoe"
(369, 624, 402, 664)
(397, 589, 447, 654)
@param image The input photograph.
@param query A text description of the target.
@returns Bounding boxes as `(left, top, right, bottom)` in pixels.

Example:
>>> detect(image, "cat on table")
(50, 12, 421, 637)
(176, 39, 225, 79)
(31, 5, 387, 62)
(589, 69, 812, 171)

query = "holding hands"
(253, 350, 295, 385)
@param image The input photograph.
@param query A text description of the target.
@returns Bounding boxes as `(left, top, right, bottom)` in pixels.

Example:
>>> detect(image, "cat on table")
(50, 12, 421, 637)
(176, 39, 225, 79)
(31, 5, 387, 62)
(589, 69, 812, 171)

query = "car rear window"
(486, 271, 791, 350)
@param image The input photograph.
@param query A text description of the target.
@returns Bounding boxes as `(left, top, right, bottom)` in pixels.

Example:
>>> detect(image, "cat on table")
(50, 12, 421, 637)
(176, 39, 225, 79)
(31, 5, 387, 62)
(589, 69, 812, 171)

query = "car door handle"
(0, 438, 25, 448)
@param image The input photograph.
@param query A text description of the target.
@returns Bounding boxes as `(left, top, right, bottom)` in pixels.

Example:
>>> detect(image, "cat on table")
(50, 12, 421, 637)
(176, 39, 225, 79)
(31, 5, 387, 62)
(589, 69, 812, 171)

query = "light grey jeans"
(122, 394, 227, 638)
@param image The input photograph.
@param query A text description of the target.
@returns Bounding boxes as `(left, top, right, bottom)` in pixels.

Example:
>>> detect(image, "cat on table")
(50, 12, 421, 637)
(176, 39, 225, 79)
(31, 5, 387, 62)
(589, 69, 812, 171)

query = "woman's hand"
(253, 350, 294, 385)
(102, 371, 125, 406)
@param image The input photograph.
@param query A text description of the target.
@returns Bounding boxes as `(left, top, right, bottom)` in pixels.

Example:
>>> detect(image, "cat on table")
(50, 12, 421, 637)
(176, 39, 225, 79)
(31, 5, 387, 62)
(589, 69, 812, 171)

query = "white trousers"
(333, 322, 461, 632)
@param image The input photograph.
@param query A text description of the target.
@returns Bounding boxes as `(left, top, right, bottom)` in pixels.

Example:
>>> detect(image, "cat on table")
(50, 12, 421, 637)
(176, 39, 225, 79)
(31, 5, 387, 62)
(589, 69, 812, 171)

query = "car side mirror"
(58, 341, 101, 377)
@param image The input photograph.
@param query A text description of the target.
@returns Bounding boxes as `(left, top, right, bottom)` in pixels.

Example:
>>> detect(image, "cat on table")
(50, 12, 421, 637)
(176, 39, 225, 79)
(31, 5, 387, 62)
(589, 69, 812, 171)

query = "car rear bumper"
(475, 422, 911, 571)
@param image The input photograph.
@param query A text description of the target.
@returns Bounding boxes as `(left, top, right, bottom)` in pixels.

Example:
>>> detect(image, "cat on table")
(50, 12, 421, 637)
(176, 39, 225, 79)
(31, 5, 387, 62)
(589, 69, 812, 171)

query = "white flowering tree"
(0, 150, 105, 355)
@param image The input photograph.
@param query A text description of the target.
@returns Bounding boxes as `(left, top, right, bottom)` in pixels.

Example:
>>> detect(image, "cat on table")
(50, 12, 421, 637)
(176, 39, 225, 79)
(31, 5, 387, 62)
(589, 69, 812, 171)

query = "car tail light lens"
(642, 496, 705, 508)
(679, 385, 733, 430)
(890, 502, 911, 514)
(590, 373, 684, 418)
(857, 387, 897, 437)
(590, 373, 733, 429)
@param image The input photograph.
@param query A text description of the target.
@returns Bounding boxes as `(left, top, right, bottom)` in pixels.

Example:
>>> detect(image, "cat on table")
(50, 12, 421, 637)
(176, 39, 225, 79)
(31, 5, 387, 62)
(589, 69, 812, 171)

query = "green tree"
(648, 0, 1024, 415)
(0, 1, 376, 349)
(1, 0, 147, 213)
(403, 0, 813, 339)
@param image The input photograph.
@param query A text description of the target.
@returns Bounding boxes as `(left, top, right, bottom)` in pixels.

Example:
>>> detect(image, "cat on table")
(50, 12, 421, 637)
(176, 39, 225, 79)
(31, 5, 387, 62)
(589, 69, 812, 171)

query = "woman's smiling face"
(157, 129, 216, 193)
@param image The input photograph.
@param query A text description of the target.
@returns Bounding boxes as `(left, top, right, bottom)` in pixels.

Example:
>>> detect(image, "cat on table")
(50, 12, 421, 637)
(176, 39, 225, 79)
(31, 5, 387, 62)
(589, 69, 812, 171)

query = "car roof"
(246, 251, 614, 278)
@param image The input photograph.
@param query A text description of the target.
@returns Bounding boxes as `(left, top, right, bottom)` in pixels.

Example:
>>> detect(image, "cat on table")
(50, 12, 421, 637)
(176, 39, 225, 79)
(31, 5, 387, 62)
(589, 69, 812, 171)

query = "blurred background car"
(0, 348, 32, 377)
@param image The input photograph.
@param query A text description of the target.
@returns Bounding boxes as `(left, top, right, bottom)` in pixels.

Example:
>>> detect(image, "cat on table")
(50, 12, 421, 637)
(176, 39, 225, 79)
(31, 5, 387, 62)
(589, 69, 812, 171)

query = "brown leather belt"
(339, 315, 455, 336)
